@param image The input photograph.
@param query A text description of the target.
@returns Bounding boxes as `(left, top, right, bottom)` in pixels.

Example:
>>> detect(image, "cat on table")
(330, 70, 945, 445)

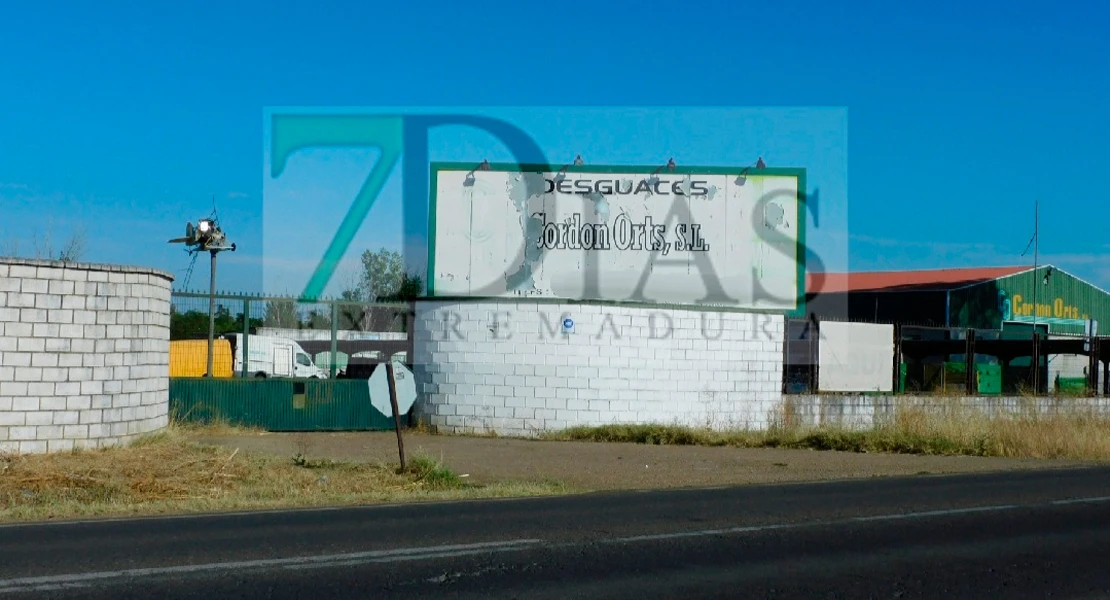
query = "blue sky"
(2, 0, 1108, 296)
(261, 106, 847, 298)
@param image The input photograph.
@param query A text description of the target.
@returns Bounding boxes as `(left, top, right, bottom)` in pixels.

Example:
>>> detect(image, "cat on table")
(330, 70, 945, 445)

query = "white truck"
(226, 334, 327, 379)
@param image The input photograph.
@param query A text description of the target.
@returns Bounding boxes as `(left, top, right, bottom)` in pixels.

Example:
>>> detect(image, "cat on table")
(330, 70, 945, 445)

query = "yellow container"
(170, 339, 233, 378)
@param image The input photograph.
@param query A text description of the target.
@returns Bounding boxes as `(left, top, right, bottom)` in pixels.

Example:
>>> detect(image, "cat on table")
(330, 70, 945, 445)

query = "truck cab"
(293, 348, 326, 378)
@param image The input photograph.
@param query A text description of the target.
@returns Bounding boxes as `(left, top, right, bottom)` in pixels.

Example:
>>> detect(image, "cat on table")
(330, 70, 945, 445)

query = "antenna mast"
(1032, 199, 1040, 394)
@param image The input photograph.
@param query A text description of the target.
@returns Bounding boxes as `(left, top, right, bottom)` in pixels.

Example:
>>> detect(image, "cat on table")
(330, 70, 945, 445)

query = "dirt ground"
(194, 431, 1101, 492)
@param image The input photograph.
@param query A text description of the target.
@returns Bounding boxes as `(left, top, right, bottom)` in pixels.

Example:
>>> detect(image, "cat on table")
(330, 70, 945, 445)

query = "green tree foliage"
(263, 298, 301, 328)
(304, 309, 331, 330)
(170, 304, 262, 340)
(341, 248, 424, 332)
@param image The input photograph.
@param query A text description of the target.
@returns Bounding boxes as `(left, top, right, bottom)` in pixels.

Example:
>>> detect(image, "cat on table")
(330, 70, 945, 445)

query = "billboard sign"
(428, 162, 806, 311)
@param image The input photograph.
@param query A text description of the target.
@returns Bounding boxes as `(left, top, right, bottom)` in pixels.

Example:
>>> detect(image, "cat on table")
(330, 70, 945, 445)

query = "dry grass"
(0, 422, 567, 524)
(546, 404, 1110, 461)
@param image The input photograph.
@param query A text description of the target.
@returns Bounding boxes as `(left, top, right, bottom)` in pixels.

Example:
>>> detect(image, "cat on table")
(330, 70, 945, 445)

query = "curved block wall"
(0, 258, 174, 454)
(412, 300, 785, 437)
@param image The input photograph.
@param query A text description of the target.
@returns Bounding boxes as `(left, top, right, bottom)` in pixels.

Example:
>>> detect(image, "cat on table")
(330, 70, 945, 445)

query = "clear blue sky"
(2, 0, 1107, 296)
(261, 106, 847, 298)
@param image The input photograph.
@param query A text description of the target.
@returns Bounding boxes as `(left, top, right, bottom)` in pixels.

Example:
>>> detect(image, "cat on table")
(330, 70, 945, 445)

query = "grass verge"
(543, 408, 1110, 461)
(0, 422, 568, 524)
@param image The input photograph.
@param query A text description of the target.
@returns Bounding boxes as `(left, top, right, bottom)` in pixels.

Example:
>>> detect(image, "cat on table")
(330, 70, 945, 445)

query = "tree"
(263, 298, 301, 328)
(170, 304, 262, 340)
(358, 247, 405, 301)
(304, 309, 330, 330)
(340, 248, 424, 332)
(1, 219, 88, 262)
(380, 272, 423, 303)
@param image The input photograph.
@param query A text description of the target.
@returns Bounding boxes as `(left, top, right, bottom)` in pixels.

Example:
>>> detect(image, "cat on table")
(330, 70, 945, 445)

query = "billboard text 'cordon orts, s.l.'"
(428, 163, 805, 311)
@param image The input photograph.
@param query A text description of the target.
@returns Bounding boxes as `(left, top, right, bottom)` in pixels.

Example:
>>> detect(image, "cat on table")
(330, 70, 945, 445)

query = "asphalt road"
(3, 466, 1110, 599)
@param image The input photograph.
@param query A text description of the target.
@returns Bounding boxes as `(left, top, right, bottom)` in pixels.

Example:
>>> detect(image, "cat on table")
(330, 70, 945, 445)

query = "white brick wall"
(782, 394, 1110, 430)
(412, 300, 785, 436)
(0, 258, 173, 454)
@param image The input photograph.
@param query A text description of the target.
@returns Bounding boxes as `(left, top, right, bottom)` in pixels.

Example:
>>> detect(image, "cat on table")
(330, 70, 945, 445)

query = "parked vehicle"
(169, 339, 234, 378)
(225, 334, 327, 379)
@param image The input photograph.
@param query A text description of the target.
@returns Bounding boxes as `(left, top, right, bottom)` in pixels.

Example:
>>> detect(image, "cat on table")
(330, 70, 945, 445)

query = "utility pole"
(207, 249, 219, 378)
(170, 217, 236, 377)
(1031, 199, 1040, 394)
(1021, 196, 1038, 392)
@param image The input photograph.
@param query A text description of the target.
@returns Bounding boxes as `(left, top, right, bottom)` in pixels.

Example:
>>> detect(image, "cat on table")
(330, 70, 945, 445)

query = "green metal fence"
(169, 378, 405, 431)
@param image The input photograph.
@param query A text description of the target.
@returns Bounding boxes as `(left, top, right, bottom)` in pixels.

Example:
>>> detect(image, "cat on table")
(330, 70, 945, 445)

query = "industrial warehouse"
(794, 264, 1110, 394)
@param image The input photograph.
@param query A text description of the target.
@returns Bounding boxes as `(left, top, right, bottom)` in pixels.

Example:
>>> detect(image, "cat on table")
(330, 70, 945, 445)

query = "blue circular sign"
(563, 318, 574, 329)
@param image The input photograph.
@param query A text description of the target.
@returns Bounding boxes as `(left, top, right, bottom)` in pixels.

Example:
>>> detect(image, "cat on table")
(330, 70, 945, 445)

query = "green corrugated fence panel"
(169, 378, 399, 431)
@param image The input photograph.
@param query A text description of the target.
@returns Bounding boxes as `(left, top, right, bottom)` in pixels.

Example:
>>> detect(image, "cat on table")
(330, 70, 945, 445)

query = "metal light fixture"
(463, 159, 491, 187)
(736, 156, 767, 186)
(650, 158, 676, 176)
(169, 216, 237, 377)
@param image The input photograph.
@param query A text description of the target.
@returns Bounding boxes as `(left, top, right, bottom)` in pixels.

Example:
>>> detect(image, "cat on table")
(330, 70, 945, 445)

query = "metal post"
(1031, 199, 1039, 395)
(1103, 348, 1109, 396)
(386, 362, 406, 470)
(206, 250, 217, 378)
(1087, 336, 1099, 396)
(241, 297, 250, 378)
(781, 321, 790, 394)
(893, 323, 902, 393)
(965, 328, 976, 395)
(811, 318, 820, 393)
(1031, 332, 1041, 395)
(329, 301, 339, 379)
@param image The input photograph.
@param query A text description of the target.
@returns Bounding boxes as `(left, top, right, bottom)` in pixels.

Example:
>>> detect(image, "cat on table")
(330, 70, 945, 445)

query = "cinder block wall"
(0, 258, 174, 454)
(783, 394, 1110, 430)
(412, 300, 785, 436)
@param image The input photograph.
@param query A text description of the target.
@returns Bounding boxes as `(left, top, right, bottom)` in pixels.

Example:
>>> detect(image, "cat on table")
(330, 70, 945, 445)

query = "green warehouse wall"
(949, 266, 1109, 336)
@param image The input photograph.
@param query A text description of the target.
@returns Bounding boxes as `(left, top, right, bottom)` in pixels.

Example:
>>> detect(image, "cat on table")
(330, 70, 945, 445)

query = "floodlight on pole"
(169, 216, 237, 377)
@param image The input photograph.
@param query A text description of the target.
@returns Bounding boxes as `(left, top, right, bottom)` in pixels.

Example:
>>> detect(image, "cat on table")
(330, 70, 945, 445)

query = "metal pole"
(241, 297, 250, 378)
(893, 323, 902, 393)
(1103, 349, 1109, 396)
(386, 362, 406, 470)
(1031, 199, 1040, 395)
(965, 328, 976, 395)
(1088, 336, 1099, 396)
(207, 250, 217, 378)
(329, 301, 339, 379)
(781, 321, 789, 395)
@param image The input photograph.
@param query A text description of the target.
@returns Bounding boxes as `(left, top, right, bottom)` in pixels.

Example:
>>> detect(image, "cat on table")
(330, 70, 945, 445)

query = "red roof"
(807, 266, 1030, 294)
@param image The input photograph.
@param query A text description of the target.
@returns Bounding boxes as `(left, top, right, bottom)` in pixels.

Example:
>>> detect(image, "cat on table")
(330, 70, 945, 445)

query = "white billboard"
(818, 321, 895, 392)
(428, 163, 805, 310)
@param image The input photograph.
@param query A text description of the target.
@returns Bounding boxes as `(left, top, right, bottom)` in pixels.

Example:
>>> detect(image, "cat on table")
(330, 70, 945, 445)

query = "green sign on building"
(948, 265, 1106, 336)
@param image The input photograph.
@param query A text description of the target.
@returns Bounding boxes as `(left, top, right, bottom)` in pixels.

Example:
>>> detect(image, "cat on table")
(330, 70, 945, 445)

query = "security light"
(168, 214, 237, 378)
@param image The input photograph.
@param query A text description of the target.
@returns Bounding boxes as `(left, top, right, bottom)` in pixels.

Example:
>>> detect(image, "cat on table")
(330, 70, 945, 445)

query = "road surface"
(2, 467, 1109, 599)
